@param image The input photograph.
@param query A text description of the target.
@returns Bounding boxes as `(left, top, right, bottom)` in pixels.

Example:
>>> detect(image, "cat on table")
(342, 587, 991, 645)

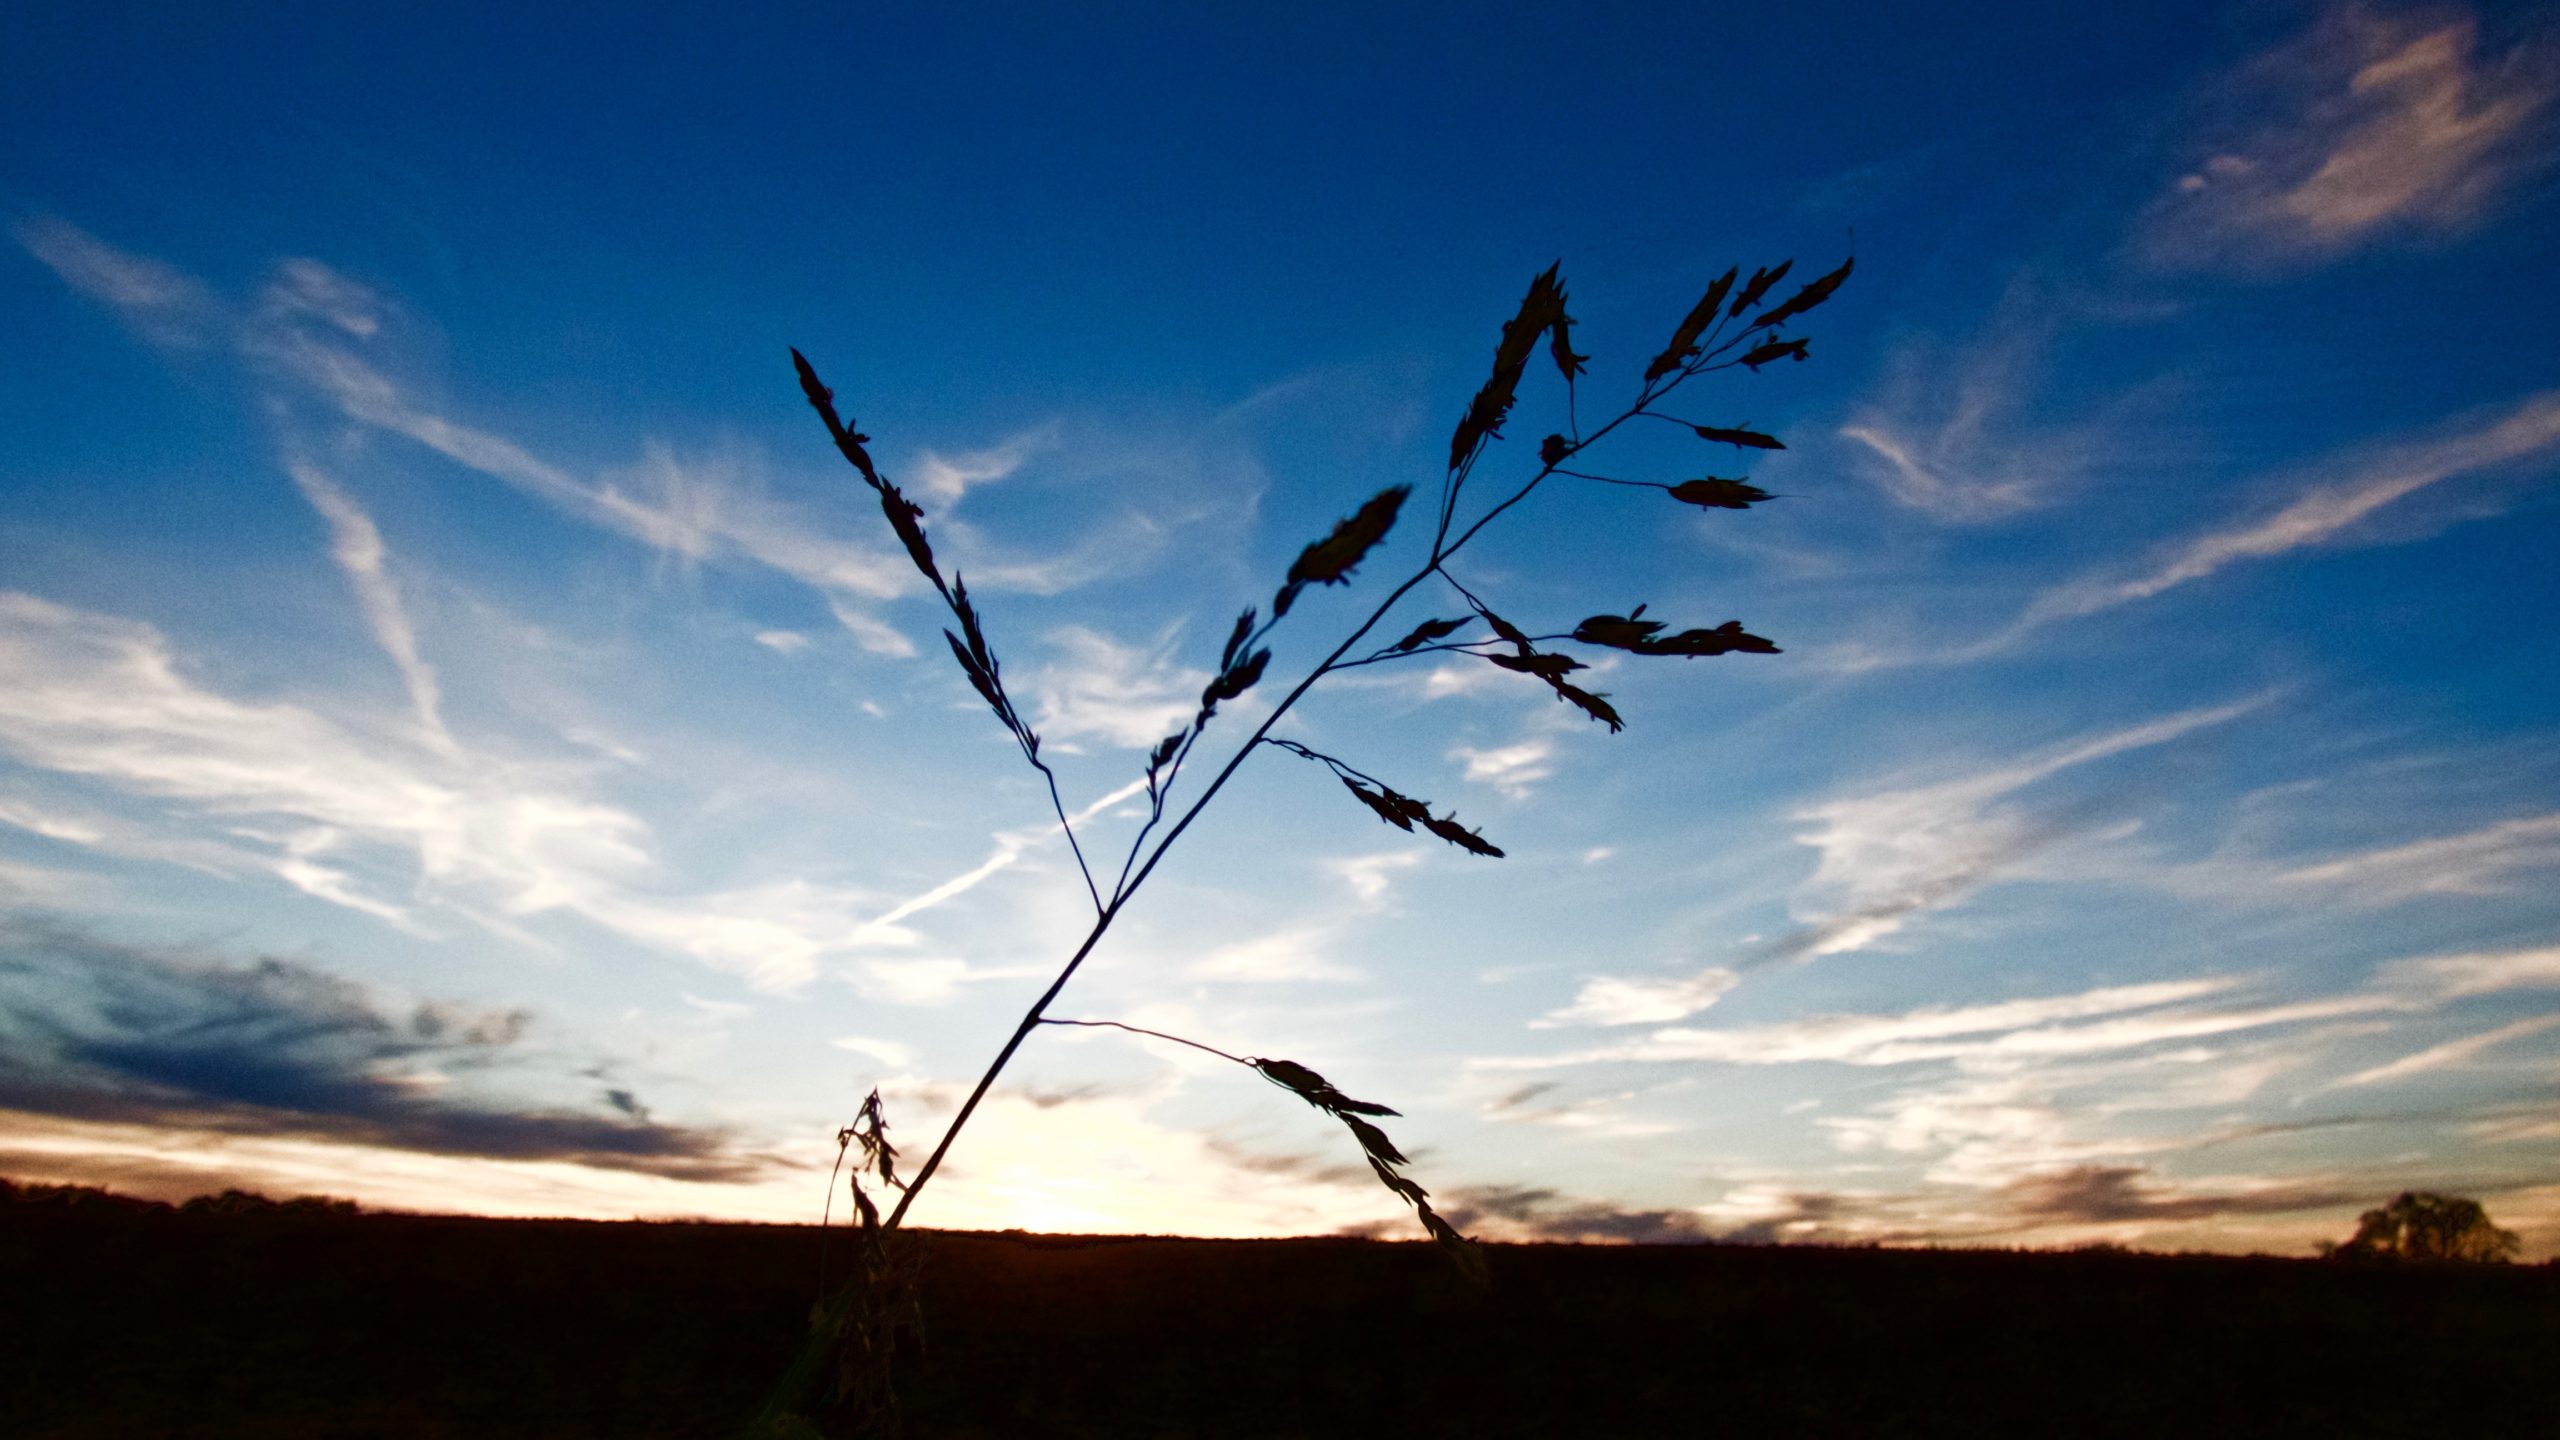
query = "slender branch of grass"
(1110, 722, 1206, 904)
(815, 1127, 853, 1303)
(1029, 751, 1105, 916)
(1554, 468, 1668, 490)
(1328, 635, 1577, 671)
(769, 256, 1851, 1427)
(879, 901, 1117, 1232)
(1262, 737, 1397, 791)
(1035, 1017, 1253, 1067)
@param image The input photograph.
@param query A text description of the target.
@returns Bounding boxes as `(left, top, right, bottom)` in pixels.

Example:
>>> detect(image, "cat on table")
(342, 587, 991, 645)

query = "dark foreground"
(6, 1189, 2558, 1438)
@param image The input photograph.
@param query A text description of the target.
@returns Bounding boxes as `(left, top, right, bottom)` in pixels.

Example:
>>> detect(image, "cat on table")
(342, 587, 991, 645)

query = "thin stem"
(1263, 736, 1392, 792)
(1433, 565, 1493, 616)
(1111, 720, 1207, 905)
(1328, 635, 1578, 672)
(883, 902, 1116, 1230)
(1036, 1017, 1253, 1068)
(1108, 602, 1298, 904)
(1555, 468, 1671, 490)
(815, 1128, 853, 1303)
(1028, 752, 1104, 915)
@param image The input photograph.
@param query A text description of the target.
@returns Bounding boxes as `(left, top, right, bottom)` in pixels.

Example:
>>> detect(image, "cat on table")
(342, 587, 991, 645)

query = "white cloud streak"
(2020, 392, 2560, 628)
(1187, 926, 1361, 984)
(2151, 11, 2557, 264)
(830, 1035, 916, 1069)
(1483, 977, 2248, 1070)
(1028, 627, 1209, 750)
(1326, 851, 1420, 908)
(913, 429, 1052, 504)
(0, 591, 931, 990)
(12, 215, 218, 346)
(2386, 945, 2560, 998)
(2331, 1014, 2560, 1089)
(2277, 810, 2560, 901)
(285, 337, 918, 604)
(1780, 699, 2264, 959)
(284, 460, 454, 753)
(855, 776, 1148, 943)
(1836, 288, 2107, 523)
(1535, 967, 1741, 1028)
(1450, 739, 1555, 798)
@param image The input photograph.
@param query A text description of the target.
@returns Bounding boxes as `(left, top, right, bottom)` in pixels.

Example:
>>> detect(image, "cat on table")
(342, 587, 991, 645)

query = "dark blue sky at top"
(7, 1, 2271, 387)
(9, 2, 2553, 522)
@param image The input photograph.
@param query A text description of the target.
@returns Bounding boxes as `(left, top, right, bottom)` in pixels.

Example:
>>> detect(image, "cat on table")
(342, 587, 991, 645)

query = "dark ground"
(6, 1183, 2558, 1438)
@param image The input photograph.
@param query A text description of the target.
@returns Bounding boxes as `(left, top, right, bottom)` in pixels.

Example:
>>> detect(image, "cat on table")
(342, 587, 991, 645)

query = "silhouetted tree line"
(0, 1177, 359, 1217)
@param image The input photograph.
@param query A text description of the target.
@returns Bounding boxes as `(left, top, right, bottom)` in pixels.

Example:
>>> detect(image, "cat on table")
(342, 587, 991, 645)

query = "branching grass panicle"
(755, 253, 1850, 1435)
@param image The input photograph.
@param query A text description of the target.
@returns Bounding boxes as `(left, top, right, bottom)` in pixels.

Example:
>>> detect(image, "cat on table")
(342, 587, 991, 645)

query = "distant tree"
(2319, 1192, 2520, 1263)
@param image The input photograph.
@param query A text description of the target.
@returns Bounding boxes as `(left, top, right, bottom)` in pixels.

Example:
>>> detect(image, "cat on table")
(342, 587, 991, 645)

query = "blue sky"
(4, 0, 2559, 1255)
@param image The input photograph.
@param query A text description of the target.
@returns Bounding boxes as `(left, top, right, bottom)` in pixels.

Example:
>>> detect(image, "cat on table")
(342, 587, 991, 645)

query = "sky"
(3, 0, 2558, 1258)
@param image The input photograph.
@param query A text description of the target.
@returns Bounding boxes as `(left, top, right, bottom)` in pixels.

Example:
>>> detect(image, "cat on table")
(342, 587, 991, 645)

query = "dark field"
(6, 1188, 2558, 1438)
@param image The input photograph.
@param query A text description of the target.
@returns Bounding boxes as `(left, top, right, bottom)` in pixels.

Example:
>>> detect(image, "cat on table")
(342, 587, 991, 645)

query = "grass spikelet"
(1750, 255, 1854, 331)
(1253, 1055, 1485, 1284)
(1692, 423, 1785, 450)
(1667, 478, 1771, 509)
(1449, 263, 1570, 471)
(1276, 485, 1410, 617)
(1645, 266, 1738, 381)
(1729, 259, 1793, 317)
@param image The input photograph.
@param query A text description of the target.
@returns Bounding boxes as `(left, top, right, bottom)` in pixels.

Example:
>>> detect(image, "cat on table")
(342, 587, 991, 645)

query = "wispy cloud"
(2386, 944, 2560, 997)
(1449, 738, 1555, 798)
(2331, 1014, 2560, 1089)
(283, 460, 454, 753)
(1838, 285, 2131, 523)
(1774, 699, 2264, 960)
(0, 590, 473, 925)
(2149, 8, 2558, 266)
(29, 238, 946, 628)
(830, 1035, 916, 1069)
(840, 776, 1149, 963)
(1822, 391, 2560, 675)
(2277, 810, 2560, 902)
(2019, 391, 2560, 629)
(288, 339, 921, 605)
(11, 215, 218, 346)
(1027, 626, 1209, 750)
(1325, 850, 1420, 908)
(1477, 1081, 1682, 1138)
(824, 600, 918, 658)
(913, 429, 1053, 504)
(1534, 966, 1740, 1028)
(259, 256, 384, 337)
(1807, 1029, 2350, 1191)
(1483, 977, 2252, 1070)
(1187, 926, 1361, 984)
(0, 590, 948, 989)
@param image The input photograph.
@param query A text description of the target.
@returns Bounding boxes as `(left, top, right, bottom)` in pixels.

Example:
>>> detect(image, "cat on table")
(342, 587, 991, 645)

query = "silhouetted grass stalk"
(758, 254, 1849, 1434)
